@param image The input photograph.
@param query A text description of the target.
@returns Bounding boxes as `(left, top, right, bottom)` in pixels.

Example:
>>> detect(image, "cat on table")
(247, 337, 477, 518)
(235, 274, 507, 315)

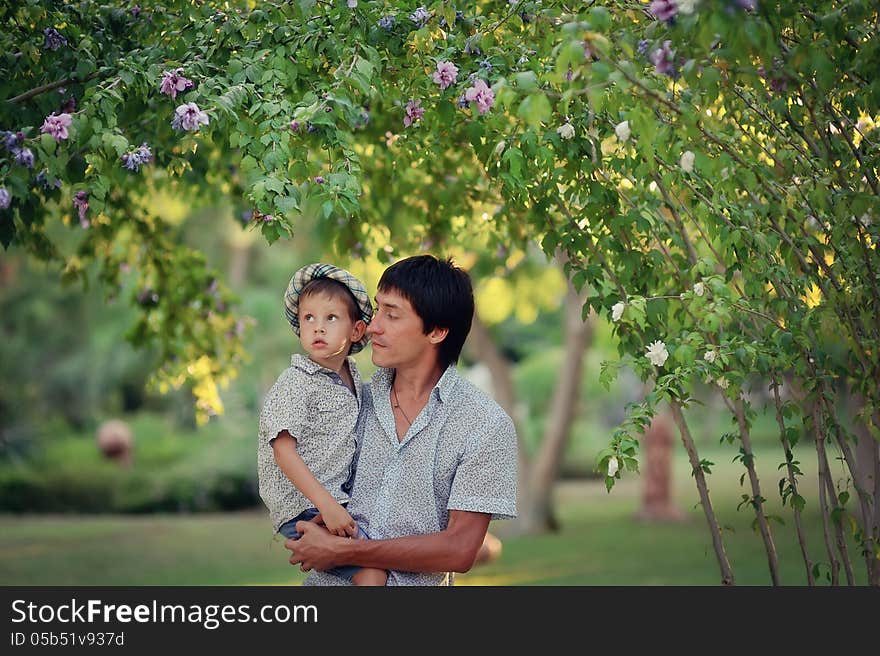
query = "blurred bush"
(0, 413, 258, 513)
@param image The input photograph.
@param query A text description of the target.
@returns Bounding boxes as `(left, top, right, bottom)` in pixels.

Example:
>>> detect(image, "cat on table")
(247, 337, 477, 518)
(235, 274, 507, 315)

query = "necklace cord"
(392, 384, 413, 426)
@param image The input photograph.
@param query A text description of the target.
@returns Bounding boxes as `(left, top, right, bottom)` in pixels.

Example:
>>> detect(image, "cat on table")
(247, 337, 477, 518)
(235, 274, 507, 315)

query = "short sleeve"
(258, 368, 309, 447)
(447, 413, 518, 520)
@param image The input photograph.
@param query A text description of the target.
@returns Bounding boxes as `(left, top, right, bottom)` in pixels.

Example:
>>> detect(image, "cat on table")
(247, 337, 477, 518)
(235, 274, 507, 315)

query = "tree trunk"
(847, 389, 880, 586)
(517, 280, 594, 534)
(465, 277, 594, 536)
(634, 410, 685, 522)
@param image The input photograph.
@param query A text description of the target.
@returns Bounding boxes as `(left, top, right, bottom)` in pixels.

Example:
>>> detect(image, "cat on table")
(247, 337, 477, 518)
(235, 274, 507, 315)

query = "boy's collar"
(291, 353, 359, 381)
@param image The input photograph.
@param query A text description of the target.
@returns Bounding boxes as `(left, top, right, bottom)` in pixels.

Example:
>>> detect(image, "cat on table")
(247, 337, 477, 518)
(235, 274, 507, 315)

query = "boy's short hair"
(378, 255, 474, 369)
(299, 278, 361, 323)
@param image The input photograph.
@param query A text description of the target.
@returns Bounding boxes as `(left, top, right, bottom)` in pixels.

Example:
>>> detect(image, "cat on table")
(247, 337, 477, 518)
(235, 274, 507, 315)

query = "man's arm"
(286, 509, 490, 574)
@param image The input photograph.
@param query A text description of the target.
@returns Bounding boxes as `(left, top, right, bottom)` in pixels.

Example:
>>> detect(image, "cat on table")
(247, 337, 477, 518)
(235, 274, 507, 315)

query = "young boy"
(257, 263, 387, 586)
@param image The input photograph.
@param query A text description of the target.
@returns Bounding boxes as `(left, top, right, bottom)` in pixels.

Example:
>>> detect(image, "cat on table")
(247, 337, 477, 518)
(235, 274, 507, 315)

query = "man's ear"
(427, 326, 449, 345)
(351, 320, 367, 342)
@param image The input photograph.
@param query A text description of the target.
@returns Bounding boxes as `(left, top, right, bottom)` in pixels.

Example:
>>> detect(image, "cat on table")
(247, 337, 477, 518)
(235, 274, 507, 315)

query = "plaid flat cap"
(284, 263, 373, 353)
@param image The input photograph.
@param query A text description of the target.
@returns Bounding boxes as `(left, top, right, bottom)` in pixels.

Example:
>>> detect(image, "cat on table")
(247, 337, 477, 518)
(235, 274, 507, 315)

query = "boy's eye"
(303, 314, 313, 321)
(328, 314, 337, 321)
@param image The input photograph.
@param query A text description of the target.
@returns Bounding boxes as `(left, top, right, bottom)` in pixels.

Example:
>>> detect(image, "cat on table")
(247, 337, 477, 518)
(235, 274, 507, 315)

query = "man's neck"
(391, 360, 446, 400)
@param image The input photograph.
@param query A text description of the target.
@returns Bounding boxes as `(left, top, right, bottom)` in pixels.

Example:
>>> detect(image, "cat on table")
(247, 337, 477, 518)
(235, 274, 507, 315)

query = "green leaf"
(517, 93, 551, 127)
(513, 71, 539, 92)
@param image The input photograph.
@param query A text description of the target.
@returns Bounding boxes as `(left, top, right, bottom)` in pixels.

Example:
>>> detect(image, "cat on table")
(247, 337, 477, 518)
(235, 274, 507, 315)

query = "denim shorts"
(279, 508, 368, 582)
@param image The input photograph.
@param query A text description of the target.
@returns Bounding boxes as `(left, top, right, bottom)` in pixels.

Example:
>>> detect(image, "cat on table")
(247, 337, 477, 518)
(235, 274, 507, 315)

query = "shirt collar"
(371, 364, 459, 403)
(290, 353, 361, 385)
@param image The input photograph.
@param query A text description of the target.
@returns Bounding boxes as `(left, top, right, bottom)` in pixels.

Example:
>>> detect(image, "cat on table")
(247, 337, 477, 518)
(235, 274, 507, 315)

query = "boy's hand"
(316, 502, 358, 538)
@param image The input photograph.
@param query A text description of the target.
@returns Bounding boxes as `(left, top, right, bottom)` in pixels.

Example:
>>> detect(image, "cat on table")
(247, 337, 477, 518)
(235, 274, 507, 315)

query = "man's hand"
(285, 520, 345, 572)
(316, 501, 358, 537)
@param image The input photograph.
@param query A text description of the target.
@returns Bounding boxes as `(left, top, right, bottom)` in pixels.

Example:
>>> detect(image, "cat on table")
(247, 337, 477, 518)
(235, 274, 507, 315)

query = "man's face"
(367, 288, 437, 369)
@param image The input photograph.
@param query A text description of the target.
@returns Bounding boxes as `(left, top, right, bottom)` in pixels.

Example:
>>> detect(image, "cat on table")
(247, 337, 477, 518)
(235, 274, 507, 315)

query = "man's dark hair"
(299, 278, 360, 323)
(378, 255, 474, 368)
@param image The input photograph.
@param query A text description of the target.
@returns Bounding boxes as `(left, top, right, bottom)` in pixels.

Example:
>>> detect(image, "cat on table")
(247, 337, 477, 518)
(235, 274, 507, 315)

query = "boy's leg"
(351, 568, 388, 586)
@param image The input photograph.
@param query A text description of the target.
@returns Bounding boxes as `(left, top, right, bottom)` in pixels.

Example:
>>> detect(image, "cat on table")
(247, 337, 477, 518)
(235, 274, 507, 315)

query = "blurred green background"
(0, 204, 864, 586)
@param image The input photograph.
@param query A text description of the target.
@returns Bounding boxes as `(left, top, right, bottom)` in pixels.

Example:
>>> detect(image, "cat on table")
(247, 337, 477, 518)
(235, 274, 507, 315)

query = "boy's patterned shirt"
(257, 354, 362, 532)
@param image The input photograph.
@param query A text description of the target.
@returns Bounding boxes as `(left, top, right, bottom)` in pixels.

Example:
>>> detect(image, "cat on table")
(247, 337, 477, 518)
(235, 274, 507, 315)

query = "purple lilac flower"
(159, 68, 194, 100)
(464, 37, 481, 56)
(171, 103, 209, 132)
(41, 113, 73, 141)
(0, 187, 10, 210)
(650, 0, 679, 22)
(36, 170, 62, 190)
(410, 7, 430, 28)
(378, 15, 396, 30)
(347, 0, 358, 7)
(13, 147, 34, 169)
(314, 176, 325, 184)
(61, 95, 76, 114)
(565, 66, 574, 82)
(289, 120, 300, 131)
(137, 288, 159, 306)
(637, 39, 650, 57)
(43, 28, 68, 51)
(73, 191, 89, 228)
(651, 40, 677, 77)
(263, 213, 275, 222)
(464, 79, 495, 114)
(403, 99, 425, 127)
(439, 10, 464, 28)
(583, 41, 593, 60)
(2, 131, 20, 150)
(132, 5, 141, 18)
(433, 61, 459, 90)
(121, 143, 153, 172)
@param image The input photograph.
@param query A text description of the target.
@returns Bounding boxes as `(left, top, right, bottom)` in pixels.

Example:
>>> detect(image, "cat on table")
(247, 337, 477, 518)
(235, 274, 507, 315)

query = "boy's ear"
(427, 326, 449, 345)
(351, 319, 367, 342)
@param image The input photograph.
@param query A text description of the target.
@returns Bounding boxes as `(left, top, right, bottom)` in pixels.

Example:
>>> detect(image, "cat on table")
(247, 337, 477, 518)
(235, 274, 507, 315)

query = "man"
(286, 254, 518, 585)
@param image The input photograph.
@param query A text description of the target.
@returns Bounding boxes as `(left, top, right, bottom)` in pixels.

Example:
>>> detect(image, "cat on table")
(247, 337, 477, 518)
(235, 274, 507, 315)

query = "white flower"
(693, 282, 705, 297)
(556, 122, 576, 140)
(716, 377, 729, 389)
(704, 350, 717, 363)
(615, 120, 630, 143)
(645, 340, 669, 367)
(611, 301, 625, 322)
(607, 456, 619, 477)
(678, 0, 699, 14)
(680, 150, 695, 173)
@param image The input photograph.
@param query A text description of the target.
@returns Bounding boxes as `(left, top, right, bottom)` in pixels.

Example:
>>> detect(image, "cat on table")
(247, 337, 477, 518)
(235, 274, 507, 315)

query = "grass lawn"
(0, 445, 869, 585)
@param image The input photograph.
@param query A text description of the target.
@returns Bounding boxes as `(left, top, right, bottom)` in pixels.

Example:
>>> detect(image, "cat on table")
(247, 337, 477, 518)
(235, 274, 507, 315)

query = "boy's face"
(367, 288, 446, 370)
(298, 292, 365, 365)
